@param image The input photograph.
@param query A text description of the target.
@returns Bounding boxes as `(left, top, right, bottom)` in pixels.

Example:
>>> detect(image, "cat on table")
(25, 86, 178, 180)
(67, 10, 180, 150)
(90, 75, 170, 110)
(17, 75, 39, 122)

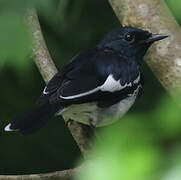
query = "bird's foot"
(88, 118, 101, 141)
(65, 118, 74, 126)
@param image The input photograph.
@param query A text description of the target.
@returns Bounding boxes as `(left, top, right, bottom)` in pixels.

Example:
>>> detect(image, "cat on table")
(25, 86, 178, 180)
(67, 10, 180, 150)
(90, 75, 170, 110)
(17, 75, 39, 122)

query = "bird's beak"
(146, 34, 168, 44)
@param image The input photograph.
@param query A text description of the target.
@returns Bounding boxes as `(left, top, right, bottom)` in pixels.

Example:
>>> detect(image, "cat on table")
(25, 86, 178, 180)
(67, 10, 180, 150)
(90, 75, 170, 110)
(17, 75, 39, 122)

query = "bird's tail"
(4, 101, 61, 135)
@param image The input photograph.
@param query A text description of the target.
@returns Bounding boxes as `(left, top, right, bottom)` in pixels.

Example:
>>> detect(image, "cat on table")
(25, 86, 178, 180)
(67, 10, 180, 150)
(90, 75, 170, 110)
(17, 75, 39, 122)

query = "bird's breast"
(60, 94, 137, 127)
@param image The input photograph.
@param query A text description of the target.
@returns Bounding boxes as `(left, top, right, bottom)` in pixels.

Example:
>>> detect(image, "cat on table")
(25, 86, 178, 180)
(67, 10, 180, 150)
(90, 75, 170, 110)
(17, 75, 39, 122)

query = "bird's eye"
(124, 32, 135, 43)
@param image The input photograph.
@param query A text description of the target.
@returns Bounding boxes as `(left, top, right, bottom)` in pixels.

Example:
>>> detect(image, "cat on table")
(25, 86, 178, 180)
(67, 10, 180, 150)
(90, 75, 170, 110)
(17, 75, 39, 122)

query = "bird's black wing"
(42, 53, 83, 95)
(38, 48, 140, 106)
(38, 49, 104, 104)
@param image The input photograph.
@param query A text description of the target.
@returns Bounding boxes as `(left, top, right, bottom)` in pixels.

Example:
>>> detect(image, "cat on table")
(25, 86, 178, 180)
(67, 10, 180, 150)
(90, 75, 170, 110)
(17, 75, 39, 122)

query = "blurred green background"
(0, 0, 180, 178)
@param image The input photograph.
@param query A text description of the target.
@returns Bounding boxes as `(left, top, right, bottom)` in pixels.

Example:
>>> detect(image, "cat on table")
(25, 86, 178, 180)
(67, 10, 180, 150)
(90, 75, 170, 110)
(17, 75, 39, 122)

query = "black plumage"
(4, 26, 168, 135)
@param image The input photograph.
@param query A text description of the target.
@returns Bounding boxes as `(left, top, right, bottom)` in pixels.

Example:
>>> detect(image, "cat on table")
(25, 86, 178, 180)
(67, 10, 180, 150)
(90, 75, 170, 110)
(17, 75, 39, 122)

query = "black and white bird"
(4, 26, 167, 135)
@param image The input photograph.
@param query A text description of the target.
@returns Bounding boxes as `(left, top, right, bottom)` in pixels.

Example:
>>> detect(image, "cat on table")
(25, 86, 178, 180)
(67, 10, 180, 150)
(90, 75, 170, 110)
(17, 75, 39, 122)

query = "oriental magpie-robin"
(4, 26, 167, 135)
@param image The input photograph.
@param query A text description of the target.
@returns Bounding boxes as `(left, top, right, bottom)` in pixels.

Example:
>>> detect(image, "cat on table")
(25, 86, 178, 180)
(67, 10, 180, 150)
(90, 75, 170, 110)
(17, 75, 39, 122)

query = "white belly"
(60, 96, 136, 127)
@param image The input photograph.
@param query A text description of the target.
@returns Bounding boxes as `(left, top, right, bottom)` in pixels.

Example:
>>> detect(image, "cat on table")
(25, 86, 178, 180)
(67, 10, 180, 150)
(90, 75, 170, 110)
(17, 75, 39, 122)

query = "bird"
(4, 26, 168, 135)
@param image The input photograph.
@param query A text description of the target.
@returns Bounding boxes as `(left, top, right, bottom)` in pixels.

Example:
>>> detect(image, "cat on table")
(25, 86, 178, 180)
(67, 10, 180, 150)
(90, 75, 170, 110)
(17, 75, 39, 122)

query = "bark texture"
(0, 168, 76, 180)
(109, 0, 181, 96)
(27, 9, 58, 83)
(27, 8, 93, 157)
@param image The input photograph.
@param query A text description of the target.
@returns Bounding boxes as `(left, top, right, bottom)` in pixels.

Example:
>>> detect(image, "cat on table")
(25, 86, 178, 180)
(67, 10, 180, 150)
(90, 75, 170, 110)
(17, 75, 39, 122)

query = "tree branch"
(109, 0, 181, 96)
(27, 8, 93, 157)
(0, 168, 77, 180)
(0, 8, 92, 180)
(27, 9, 58, 84)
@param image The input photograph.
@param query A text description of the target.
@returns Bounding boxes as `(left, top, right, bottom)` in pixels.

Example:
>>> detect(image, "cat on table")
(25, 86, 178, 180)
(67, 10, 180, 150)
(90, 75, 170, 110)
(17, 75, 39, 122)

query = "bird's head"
(98, 26, 168, 61)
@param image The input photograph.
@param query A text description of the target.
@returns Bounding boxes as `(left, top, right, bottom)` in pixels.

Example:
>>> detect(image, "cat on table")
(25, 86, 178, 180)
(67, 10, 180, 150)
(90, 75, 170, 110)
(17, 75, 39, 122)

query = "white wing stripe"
(100, 74, 132, 92)
(60, 74, 133, 100)
(60, 87, 100, 99)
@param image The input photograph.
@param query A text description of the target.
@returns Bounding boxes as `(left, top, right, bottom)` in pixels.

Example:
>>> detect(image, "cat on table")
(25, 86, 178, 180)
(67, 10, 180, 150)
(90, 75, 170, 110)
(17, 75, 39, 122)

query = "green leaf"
(0, 12, 32, 69)
(166, 0, 181, 25)
(153, 94, 181, 138)
(76, 118, 162, 180)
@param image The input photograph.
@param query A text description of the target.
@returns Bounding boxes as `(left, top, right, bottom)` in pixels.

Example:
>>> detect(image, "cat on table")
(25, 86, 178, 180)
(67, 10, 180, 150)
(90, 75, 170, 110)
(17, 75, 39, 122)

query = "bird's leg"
(64, 118, 74, 126)
(88, 118, 96, 129)
(88, 118, 101, 141)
